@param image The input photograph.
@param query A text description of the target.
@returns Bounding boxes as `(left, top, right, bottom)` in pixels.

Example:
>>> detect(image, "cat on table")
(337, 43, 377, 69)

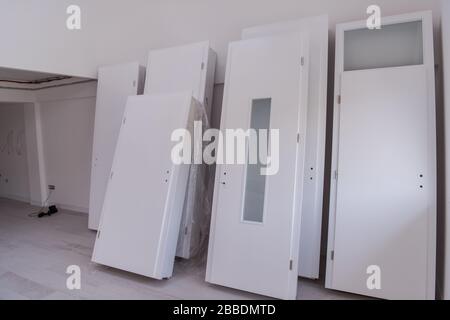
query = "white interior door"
(242, 15, 329, 279)
(206, 33, 309, 300)
(144, 42, 216, 259)
(92, 92, 194, 279)
(88, 62, 143, 230)
(144, 42, 208, 103)
(330, 65, 432, 299)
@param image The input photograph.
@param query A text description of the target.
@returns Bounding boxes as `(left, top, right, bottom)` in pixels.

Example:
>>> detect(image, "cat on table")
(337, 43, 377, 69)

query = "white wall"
(0, 89, 35, 104)
(0, 1, 96, 79)
(38, 83, 97, 213)
(24, 103, 48, 206)
(0, 0, 442, 81)
(442, 0, 450, 300)
(0, 81, 97, 213)
(0, 103, 30, 202)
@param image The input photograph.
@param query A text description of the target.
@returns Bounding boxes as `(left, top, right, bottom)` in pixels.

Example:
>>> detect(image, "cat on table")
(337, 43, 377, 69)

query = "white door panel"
(242, 16, 329, 279)
(331, 66, 430, 299)
(206, 33, 309, 300)
(144, 41, 212, 105)
(92, 93, 196, 279)
(144, 41, 217, 259)
(88, 62, 144, 230)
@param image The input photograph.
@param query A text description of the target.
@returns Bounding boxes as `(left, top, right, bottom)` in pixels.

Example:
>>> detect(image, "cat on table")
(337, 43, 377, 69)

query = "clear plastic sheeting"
(176, 101, 213, 260)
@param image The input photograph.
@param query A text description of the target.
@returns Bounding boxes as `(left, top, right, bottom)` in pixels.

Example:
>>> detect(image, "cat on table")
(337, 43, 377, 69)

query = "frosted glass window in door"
(243, 98, 271, 223)
(344, 21, 423, 71)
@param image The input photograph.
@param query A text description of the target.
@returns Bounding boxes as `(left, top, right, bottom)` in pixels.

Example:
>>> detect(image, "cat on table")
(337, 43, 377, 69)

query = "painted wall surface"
(0, 89, 35, 103)
(442, 0, 450, 300)
(0, 82, 96, 213)
(24, 103, 48, 207)
(38, 83, 97, 213)
(0, 103, 30, 202)
(0, 0, 442, 81)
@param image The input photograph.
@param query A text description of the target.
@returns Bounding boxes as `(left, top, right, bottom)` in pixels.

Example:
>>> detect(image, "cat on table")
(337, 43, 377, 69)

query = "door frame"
(325, 11, 436, 299)
(206, 32, 310, 299)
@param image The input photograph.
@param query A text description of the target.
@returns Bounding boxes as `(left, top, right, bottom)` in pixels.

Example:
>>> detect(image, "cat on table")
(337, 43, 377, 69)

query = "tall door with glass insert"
(326, 12, 436, 300)
(206, 32, 309, 300)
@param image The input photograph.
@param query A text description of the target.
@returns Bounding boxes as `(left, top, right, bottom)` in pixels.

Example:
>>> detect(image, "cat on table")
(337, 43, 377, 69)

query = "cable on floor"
(28, 189, 54, 218)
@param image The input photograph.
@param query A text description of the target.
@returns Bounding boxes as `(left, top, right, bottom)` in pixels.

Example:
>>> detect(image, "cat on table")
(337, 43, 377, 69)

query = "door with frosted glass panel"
(206, 33, 309, 300)
(326, 13, 436, 300)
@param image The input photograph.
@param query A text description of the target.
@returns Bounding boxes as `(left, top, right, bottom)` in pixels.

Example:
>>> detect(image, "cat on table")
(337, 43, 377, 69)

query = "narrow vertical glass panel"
(243, 98, 271, 223)
(344, 21, 423, 71)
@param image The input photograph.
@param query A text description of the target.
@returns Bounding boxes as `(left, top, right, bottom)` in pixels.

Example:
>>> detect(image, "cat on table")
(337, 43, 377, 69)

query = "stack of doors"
(91, 42, 216, 279)
(326, 11, 436, 300)
(206, 15, 329, 300)
(144, 41, 217, 259)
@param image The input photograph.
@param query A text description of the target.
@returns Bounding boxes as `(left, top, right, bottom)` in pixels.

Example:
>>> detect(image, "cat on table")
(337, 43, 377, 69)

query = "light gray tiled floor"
(0, 198, 364, 300)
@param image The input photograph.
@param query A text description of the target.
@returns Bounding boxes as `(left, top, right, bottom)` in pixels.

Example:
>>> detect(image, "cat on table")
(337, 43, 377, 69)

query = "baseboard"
(30, 200, 44, 207)
(0, 194, 30, 204)
(0, 196, 88, 215)
(54, 203, 88, 214)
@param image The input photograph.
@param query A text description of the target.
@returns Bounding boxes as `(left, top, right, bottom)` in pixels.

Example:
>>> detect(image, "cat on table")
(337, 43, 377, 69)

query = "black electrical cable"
(28, 189, 54, 218)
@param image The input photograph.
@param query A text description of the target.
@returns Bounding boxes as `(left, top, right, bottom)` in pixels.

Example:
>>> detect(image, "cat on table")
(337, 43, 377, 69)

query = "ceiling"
(0, 67, 70, 83)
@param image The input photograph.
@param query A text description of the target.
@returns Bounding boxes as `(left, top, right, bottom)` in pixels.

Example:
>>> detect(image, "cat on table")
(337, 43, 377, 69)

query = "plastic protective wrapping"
(176, 101, 213, 261)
